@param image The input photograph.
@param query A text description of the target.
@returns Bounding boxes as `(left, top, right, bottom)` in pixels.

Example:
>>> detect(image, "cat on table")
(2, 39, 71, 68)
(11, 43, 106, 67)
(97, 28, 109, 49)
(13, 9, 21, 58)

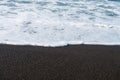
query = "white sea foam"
(0, 0, 120, 47)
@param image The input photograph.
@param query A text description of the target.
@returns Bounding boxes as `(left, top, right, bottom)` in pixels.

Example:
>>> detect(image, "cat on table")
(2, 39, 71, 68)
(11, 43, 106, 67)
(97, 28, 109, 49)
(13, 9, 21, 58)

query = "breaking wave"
(0, 0, 120, 46)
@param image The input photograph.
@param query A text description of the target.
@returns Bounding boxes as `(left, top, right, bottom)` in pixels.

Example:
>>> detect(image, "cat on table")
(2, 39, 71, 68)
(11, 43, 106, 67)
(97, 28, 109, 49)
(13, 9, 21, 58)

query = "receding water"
(0, 0, 120, 46)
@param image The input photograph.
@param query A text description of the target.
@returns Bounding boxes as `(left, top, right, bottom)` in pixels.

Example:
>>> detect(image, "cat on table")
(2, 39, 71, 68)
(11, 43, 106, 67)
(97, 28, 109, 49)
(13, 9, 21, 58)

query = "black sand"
(0, 44, 120, 80)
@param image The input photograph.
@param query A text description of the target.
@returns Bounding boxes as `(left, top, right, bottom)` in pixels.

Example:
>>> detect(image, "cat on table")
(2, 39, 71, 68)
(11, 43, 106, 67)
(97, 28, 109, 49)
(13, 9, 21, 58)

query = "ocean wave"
(0, 0, 120, 46)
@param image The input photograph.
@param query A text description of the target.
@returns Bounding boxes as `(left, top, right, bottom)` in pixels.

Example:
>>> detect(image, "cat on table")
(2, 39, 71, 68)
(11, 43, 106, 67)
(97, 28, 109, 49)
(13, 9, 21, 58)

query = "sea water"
(0, 0, 120, 47)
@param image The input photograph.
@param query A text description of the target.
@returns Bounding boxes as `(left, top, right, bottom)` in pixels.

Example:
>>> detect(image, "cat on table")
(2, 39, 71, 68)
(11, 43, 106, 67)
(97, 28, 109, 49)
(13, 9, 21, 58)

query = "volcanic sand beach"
(0, 44, 120, 80)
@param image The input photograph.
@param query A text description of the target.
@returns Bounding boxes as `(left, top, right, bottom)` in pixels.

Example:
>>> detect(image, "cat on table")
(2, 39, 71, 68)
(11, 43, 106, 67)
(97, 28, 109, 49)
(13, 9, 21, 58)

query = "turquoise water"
(0, 0, 120, 26)
(109, 0, 120, 2)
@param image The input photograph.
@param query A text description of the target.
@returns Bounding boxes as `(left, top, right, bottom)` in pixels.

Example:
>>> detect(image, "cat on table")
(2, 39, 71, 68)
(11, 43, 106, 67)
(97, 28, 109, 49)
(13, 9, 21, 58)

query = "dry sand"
(0, 44, 120, 80)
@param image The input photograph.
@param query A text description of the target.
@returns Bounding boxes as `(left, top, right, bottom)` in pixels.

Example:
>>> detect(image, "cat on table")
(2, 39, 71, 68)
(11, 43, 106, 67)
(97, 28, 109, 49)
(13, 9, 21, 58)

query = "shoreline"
(1, 42, 120, 47)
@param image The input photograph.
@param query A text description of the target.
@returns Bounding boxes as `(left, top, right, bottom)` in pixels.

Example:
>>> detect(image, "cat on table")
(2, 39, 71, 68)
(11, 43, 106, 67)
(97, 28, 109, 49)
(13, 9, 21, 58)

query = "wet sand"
(0, 44, 120, 80)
